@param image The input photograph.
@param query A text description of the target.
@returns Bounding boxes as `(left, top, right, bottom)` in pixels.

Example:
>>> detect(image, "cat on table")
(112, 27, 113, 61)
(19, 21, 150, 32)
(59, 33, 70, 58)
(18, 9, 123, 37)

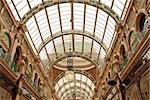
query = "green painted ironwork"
(0, 47, 16, 72)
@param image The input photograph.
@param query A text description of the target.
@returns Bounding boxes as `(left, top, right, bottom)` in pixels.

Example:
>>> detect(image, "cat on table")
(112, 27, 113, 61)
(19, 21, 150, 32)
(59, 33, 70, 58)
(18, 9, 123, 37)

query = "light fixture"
(107, 73, 126, 100)
(65, 48, 74, 81)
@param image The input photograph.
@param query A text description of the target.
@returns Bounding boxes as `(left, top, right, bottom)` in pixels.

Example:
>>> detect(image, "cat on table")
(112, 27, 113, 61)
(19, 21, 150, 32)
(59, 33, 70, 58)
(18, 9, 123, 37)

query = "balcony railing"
(24, 74, 40, 92)
(0, 49, 16, 72)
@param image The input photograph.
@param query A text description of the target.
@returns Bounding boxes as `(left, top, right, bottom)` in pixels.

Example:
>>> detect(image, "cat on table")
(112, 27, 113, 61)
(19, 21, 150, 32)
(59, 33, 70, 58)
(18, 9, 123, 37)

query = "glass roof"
(55, 73, 95, 100)
(5, 0, 131, 99)
(6, 0, 131, 70)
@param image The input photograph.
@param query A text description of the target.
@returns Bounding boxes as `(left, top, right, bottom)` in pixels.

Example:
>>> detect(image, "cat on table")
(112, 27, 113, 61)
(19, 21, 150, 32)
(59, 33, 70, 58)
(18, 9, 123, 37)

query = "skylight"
(5, 0, 131, 69)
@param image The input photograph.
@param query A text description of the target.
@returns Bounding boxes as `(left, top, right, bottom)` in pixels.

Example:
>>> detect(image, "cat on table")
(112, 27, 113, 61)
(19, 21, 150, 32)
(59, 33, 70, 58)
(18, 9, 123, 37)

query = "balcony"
(0, 48, 16, 72)
(24, 74, 41, 93)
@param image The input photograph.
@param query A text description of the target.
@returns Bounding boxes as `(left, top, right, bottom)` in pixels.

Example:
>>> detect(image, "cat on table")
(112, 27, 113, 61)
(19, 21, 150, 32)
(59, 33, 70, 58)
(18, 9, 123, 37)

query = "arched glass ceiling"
(6, 0, 131, 21)
(55, 73, 95, 100)
(6, 0, 131, 69)
(62, 92, 88, 100)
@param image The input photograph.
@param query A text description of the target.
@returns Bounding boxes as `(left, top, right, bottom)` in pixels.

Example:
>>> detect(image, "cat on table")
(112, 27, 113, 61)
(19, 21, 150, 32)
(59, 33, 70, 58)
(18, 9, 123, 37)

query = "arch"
(60, 86, 92, 98)
(61, 89, 89, 100)
(34, 73, 38, 85)
(37, 30, 108, 54)
(13, 46, 22, 72)
(105, 77, 107, 82)
(38, 78, 41, 87)
(20, 0, 120, 24)
(54, 72, 95, 99)
(54, 70, 96, 85)
(136, 12, 146, 32)
(128, 31, 134, 50)
(120, 45, 128, 70)
(34, 73, 38, 82)
(25, 64, 33, 79)
(108, 72, 110, 79)
(120, 45, 126, 60)
(24, 57, 28, 65)
(55, 62, 93, 69)
(62, 91, 89, 100)
(46, 52, 100, 72)
(28, 64, 33, 73)
(56, 80, 94, 94)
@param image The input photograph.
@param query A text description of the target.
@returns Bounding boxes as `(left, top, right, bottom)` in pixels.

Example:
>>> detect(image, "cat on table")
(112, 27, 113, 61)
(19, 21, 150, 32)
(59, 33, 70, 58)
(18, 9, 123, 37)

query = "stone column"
(113, 53, 121, 73)
(15, 74, 24, 100)
(32, 68, 36, 83)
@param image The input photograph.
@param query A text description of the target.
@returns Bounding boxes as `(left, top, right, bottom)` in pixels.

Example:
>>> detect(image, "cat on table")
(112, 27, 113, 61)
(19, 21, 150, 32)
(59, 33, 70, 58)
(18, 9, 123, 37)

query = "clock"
(1, 32, 11, 49)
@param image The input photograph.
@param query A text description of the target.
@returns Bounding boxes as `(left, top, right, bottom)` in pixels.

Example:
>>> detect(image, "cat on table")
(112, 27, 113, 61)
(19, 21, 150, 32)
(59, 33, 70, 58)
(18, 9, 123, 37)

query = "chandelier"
(65, 48, 75, 81)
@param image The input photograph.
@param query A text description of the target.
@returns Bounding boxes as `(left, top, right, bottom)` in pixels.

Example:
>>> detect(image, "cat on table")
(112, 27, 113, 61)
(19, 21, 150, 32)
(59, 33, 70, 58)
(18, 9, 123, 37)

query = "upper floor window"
(137, 13, 146, 32)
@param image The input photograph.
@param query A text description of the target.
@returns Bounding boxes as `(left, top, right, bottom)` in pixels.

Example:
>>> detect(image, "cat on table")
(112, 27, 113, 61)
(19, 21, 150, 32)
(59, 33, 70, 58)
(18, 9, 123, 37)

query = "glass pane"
(121, 0, 131, 20)
(103, 16, 116, 48)
(99, 47, 106, 58)
(101, 0, 113, 7)
(95, 10, 108, 41)
(47, 5, 61, 34)
(54, 37, 64, 55)
(64, 35, 72, 52)
(85, 5, 97, 34)
(112, 0, 126, 16)
(81, 75, 87, 82)
(92, 41, 100, 59)
(16, 0, 29, 18)
(84, 37, 92, 55)
(59, 3, 71, 31)
(39, 48, 47, 60)
(75, 35, 82, 52)
(74, 3, 84, 30)
(45, 41, 56, 60)
(25, 32, 37, 54)
(35, 9, 51, 40)
(29, 0, 42, 8)
(55, 73, 94, 100)
(76, 73, 81, 80)
(39, 48, 48, 66)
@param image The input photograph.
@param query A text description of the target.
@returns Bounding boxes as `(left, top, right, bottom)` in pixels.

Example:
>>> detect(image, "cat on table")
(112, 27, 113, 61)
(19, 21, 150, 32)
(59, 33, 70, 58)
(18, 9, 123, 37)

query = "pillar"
(113, 53, 121, 73)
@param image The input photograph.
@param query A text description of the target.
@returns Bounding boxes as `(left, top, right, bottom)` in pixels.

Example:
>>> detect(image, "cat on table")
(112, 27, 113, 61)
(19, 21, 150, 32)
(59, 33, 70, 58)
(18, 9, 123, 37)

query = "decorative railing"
(24, 74, 40, 93)
(0, 49, 16, 72)
(0, 48, 41, 97)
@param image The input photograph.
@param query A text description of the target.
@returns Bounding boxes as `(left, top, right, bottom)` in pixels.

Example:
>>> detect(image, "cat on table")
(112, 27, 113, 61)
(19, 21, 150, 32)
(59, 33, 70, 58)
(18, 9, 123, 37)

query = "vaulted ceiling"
(5, 0, 131, 99)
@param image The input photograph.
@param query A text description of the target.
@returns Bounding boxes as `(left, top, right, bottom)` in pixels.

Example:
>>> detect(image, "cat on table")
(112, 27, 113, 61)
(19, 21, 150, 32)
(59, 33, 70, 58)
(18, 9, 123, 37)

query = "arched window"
(27, 64, 33, 78)
(13, 46, 21, 64)
(38, 78, 41, 87)
(108, 72, 110, 79)
(139, 14, 146, 32)
(13, 46, 22, 72)
(25, 58, 28, 65)
(120, 45, 128, 69)
(34, 73, 38, 87)
(137, 13, 146, 32)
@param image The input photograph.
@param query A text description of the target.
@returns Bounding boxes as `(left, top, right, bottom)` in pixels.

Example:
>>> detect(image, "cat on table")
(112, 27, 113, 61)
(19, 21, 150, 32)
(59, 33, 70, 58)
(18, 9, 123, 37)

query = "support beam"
(54, 70, 96, 85)
(37, 30, 108, 54)
(46, 52, 100, 72)
(20, 0, 120, 25)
